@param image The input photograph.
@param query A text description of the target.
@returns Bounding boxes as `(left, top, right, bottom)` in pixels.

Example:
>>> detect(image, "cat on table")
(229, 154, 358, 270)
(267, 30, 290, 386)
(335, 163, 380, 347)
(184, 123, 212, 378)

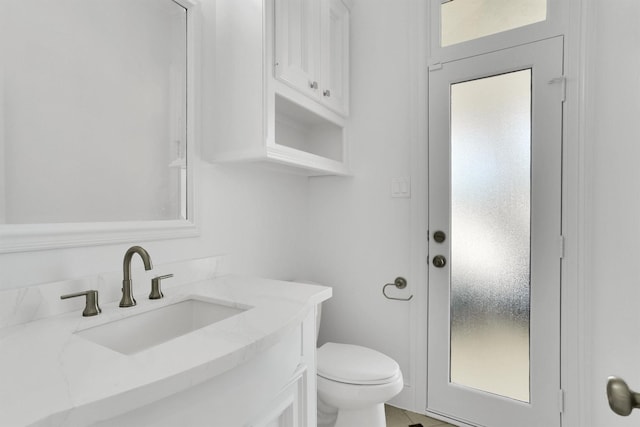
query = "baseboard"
(386, 385, 477, 427)
(388, 384, 415, 412)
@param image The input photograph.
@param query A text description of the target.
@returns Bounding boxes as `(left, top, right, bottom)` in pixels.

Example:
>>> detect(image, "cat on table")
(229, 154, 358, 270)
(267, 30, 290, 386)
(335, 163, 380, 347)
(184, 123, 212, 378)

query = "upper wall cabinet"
(206, 0, 351, 176)
(275, 0, 350, 116)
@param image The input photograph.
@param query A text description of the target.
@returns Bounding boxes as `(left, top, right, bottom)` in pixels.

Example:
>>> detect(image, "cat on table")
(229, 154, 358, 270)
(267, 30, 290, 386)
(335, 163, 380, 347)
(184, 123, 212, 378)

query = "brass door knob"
(607, 377, 640, 416)
(432, 255, 447, 268)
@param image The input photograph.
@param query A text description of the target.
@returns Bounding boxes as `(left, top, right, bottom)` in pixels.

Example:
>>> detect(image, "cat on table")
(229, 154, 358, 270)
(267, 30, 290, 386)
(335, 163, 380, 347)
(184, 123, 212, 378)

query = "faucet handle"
(149, 274, 173, 300)
(61, 290, 101, 317)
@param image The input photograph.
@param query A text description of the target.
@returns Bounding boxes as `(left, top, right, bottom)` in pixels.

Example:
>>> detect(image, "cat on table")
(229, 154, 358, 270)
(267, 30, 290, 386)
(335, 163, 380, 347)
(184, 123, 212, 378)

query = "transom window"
(439, 0, 547, 47)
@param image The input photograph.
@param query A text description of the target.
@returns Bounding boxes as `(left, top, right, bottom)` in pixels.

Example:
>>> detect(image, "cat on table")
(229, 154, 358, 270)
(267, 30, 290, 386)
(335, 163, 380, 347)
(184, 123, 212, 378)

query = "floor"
(385, 405, 455, 427)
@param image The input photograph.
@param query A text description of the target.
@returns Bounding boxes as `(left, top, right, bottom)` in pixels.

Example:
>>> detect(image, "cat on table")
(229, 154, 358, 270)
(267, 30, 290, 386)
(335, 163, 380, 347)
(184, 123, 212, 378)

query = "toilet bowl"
(316, 343, 403, 427)
(293, 280, 403, 426)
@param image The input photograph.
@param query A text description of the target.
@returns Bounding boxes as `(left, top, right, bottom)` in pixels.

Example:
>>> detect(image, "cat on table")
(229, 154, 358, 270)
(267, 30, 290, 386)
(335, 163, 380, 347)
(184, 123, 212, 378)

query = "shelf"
(274, 94, 345, 162)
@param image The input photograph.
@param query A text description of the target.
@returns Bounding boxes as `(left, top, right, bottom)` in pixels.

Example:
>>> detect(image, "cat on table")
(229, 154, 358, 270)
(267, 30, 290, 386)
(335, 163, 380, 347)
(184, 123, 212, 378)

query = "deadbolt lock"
(432, 255, 447, 268)
(433, 231, 446, 243)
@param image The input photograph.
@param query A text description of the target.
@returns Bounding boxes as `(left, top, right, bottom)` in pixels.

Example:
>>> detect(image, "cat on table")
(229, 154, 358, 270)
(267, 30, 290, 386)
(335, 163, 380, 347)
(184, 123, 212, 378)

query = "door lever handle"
(607, 376, 640, 416)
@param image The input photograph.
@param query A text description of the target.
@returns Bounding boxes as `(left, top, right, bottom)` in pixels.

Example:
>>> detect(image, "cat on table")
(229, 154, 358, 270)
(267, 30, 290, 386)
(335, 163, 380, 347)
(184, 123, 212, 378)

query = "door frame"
(428, 37, 563, 427)
(406, 1, 590, 426)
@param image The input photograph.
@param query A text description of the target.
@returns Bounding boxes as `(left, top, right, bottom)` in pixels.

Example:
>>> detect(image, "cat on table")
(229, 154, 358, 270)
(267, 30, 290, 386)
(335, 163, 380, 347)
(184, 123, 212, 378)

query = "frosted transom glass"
(449, 69, 531, 402)
(441, 0, 547, 47)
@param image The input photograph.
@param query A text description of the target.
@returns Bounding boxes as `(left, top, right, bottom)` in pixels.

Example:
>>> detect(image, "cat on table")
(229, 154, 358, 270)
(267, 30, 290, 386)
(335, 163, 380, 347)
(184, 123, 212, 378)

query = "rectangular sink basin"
(77, 298, 248, 355)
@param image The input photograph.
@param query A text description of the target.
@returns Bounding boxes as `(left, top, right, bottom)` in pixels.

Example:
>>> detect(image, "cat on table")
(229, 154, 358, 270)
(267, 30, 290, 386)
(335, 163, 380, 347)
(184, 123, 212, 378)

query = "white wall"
(309, 0, 416, 406)
(584, 1, 640, 425)
(0, 0, 310, 291)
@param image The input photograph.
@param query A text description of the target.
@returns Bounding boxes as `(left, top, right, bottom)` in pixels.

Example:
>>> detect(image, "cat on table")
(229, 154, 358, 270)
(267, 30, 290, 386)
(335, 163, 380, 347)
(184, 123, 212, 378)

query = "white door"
(427, 37, 564, 427)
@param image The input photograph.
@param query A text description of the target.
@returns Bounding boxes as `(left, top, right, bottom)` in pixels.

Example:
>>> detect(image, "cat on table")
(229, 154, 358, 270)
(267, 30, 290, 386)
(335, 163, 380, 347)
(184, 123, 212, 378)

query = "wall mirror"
(0, 0, 198, 253)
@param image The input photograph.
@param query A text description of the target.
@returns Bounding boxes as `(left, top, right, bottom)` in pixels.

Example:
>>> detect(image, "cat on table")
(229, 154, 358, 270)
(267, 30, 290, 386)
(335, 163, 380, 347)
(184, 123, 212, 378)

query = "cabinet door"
(249, 367, 308, 427)
(320, 0, 349, 116)
(274, 0, 320, 98)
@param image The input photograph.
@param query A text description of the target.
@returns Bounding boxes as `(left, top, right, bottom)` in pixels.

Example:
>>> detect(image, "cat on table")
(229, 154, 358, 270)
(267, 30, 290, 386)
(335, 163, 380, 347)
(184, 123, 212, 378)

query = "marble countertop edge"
(0, 275, 332, 427)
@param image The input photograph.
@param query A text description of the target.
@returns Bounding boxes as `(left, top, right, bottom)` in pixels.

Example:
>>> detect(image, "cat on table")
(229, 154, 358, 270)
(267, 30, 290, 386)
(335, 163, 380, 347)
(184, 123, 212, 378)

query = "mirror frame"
(0, 0, 200, 254)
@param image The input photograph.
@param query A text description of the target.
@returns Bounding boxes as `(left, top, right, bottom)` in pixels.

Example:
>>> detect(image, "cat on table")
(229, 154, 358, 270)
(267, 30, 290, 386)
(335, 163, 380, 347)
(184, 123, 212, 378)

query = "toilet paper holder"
(382, 277, 413, 301)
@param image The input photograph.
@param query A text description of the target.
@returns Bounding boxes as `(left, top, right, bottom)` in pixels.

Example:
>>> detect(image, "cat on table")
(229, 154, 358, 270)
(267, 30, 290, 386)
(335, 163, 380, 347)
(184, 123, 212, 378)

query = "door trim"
(408, 1, 589, 426)
(426, 36, 563, 427)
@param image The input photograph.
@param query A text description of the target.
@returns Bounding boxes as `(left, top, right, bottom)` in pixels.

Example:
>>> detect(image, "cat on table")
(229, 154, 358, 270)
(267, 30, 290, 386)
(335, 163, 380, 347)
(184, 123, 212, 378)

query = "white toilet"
(315, 306, 403, 427)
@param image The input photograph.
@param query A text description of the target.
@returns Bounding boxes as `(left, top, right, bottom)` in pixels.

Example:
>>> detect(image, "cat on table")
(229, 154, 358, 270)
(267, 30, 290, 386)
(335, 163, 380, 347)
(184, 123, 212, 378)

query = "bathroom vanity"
(0, 272, 330, 426)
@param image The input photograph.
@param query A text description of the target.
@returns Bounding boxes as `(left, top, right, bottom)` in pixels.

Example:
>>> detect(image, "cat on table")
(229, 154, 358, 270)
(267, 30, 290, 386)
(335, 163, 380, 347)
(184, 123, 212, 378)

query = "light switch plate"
(391, 176, 411, 198)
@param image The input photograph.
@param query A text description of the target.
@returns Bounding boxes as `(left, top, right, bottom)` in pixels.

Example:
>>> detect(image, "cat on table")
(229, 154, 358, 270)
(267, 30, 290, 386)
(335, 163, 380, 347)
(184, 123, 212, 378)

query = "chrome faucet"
(120, 245, 153, 307)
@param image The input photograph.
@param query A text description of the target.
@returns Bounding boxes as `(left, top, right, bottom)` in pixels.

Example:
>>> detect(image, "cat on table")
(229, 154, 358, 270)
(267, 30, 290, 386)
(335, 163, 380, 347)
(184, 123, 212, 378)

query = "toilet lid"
(317, 342, 400, 385)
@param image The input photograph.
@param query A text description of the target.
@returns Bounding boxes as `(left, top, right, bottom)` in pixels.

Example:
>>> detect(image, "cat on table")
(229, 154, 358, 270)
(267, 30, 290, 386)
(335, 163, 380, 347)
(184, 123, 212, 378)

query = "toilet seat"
(317, 342, 400, 385)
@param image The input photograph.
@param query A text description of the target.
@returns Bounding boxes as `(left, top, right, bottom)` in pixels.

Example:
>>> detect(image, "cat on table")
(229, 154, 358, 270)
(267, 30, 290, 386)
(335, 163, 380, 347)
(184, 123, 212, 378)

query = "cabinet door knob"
(323, 89, 331, 97)
(309, 81, 319, 90)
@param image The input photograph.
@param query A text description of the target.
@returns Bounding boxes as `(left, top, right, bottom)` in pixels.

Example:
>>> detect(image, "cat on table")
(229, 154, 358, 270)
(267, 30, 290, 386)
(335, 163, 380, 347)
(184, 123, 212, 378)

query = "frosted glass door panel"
(441, 0, 547, 47)
(450, 70, 531, 402)
(428, 36, 562, 427)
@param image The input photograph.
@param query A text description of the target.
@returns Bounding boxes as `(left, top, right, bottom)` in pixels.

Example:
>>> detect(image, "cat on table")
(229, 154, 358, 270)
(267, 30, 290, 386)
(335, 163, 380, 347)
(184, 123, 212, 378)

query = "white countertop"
(0, 275, 331, 426)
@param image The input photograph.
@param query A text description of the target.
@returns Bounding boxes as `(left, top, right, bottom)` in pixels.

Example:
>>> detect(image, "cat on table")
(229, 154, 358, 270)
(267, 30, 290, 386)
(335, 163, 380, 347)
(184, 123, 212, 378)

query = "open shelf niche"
(266, 93, 349, 176)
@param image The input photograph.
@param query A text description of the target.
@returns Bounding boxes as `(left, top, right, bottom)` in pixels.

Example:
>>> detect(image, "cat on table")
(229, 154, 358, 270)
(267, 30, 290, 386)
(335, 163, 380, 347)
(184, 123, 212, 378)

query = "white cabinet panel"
(250, 367, 308, 427)
(274, 0, 320, 99)
(320, 0, 349, 115)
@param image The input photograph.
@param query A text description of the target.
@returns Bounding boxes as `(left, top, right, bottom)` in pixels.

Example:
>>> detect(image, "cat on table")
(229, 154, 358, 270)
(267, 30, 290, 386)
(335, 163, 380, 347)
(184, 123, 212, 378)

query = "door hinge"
(558, 235, 565, 259)
(548, 76, 566, 103)
(558, 389, 565, 413)
(426, 230, 430, 264)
